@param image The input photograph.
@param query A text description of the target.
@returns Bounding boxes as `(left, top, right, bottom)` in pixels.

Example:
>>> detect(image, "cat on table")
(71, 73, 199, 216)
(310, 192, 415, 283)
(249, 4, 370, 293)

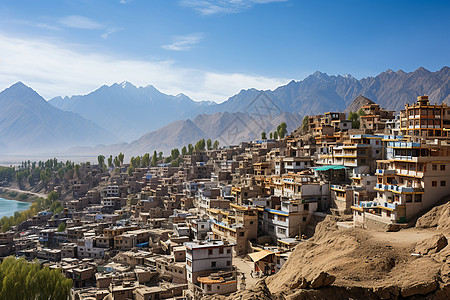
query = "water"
(0, 197, 31, 219)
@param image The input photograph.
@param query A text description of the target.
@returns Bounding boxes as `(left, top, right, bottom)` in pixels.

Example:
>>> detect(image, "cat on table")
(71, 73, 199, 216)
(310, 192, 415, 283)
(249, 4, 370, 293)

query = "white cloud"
(180, 0, 288, 15)
(162, 33, 204, 51)
(101, 27, 122, 39)
(0, 33, 288, 103)
(59, 15, 102, 29)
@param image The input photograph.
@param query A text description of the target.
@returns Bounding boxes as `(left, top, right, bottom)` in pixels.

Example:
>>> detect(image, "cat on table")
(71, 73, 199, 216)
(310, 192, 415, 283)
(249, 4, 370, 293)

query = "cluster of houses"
(1, 95, 450, 299)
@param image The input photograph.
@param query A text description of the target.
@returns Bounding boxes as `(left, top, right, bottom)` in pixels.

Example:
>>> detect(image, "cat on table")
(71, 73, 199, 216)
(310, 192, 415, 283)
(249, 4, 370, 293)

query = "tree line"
(0, 256, 72, 300)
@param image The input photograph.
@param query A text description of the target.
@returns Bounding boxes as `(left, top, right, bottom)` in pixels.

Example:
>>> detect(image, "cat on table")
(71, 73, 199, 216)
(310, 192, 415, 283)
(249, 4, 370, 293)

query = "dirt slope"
(216, 202, 450, 299)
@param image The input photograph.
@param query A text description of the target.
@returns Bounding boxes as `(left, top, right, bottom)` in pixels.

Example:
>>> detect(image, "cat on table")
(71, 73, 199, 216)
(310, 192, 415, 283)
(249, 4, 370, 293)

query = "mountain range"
(49, 81, 214, 141)
(0, 82, 119, 155)
(204, 66, 450, 116)
(0, 66, 449, 156)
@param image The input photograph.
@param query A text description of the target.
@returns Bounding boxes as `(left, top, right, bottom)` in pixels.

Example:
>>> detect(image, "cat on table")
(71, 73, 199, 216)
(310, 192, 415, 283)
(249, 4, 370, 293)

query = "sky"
(0, 0, 449, 102)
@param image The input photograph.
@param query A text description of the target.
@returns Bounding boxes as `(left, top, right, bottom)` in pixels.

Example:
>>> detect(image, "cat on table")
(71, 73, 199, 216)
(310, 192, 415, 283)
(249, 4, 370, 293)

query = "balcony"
(378, 202, 396, 210)
(375, 169, 396, 175)
(360, 201, 377, 208)
(376, 183, 423, 194)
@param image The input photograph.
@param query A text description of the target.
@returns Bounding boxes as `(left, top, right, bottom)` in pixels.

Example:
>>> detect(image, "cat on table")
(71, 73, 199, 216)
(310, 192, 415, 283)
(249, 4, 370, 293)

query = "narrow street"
(233, 255, 261, 290)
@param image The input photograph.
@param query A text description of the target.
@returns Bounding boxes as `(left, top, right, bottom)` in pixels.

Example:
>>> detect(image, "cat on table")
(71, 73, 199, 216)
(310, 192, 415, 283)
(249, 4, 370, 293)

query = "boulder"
(373, 286, 399, 300)
(401, 281, 438, 297)
(309, 272, 336, 289)
(415, 234, 448, 255)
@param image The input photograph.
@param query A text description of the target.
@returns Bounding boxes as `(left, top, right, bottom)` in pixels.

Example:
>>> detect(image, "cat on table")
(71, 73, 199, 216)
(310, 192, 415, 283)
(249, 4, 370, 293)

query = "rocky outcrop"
(414, 234, 448, 255)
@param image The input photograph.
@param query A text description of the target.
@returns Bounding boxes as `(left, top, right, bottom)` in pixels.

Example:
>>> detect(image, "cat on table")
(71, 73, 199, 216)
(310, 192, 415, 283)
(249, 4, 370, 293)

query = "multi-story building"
(185, 240, 236, 296)
(400, 96, 450, 138)
(353, 139, 450, 227)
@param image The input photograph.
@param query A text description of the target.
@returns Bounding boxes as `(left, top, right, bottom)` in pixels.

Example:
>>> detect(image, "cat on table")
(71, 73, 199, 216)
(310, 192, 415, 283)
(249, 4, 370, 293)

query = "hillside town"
(1, 95, 450, 300)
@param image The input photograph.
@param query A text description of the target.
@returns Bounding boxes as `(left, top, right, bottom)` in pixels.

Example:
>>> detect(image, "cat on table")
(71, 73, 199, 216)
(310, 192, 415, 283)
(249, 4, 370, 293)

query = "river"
(0, 197, 31, 219)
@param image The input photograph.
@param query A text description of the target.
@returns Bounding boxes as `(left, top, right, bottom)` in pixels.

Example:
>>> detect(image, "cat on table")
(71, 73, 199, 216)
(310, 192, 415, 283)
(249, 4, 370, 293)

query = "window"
(441, 165, 446, 171)
(226, 260, 231, 266)
(207, 285, 211, 291)
(432, 181, 437, 187)
(239, 232, 244, 237)
(441, 181, 446, 187)
(406, 195, 413, 203)
(219, 248, 224, 254)
(208, 249, 213, 255)
(304, 204, 309, 211)
(415, 194, 422, 202)
(432, 164, 437, 171)
(211, 261, 216, 267)
(227, 248, 231, 254)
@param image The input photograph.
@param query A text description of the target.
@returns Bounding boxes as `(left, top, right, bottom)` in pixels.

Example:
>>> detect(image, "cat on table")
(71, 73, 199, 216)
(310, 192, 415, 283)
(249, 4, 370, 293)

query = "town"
(1, 95, 449, 300)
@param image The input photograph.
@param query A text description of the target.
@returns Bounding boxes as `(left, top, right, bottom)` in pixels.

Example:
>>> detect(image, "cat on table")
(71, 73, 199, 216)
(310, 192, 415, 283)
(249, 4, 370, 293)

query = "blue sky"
(0, 0, 449, 102)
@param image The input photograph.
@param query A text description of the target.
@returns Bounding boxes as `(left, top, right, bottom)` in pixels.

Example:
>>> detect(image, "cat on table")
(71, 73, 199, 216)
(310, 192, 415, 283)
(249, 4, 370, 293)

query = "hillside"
(345, 95, 376, 114)
(210, 206, 450, 299)
(0, 82, 119, 154)
(65, 111, 302, 156)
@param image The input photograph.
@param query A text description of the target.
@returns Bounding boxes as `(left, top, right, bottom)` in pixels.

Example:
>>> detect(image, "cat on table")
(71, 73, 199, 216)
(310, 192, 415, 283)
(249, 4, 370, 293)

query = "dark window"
(208, 249, 213, 255)
(432, 181, 437, 187)
(211, 261, 216, 267)
(219, 248, 223, 254)
(441, 165, 446, 171)
(441, 181, 446, 187)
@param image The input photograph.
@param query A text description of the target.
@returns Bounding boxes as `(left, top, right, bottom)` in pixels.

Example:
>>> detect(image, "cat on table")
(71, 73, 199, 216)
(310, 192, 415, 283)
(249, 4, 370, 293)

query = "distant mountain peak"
(415, 66, 430, 74)
(119, 81, 135, 89)
(312, 70, 329, 79)
(345, 95, 376, 114)
(342, 74, 354, 79)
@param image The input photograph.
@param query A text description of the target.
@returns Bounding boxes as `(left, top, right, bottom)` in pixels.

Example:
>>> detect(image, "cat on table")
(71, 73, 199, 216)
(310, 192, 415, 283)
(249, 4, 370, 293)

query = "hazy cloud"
(59, 15, 103, 29)
(180, 0, 288, 15)
(161, 33, 204, 51)
(0, 33, 288, 103)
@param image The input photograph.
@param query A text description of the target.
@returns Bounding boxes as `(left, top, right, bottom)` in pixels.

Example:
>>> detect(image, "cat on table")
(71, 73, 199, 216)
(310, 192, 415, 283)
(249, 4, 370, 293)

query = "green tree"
(57, 222, 66, 232)
(213, 140, 219, 150)
(302, 115, 309, 133)
(74, 164, 80, 178)
(118, 152, 125, 165)
(151, 151, 158, 167)
(269, 132, 273, 139)
(135, 156, 141, 168)
(277, 122, 287, 139)
(142, 153, 150, 167)
(97, 155, 105, 167)
(107, 155, 113, 168)
(127, 166, 134, 176)
(182, 146, 187, 155)
(358, 108, 366, 116)
(113, 156, 120, 168)
(261, 132, 267, 139)
(158, 152, 163, 160)
(0, 257, 72, 299)
(348, 111, 360, 129)
(206, 139, 212, 150)
(273, 131, 278, 139)
(188, 144, 194, 155)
